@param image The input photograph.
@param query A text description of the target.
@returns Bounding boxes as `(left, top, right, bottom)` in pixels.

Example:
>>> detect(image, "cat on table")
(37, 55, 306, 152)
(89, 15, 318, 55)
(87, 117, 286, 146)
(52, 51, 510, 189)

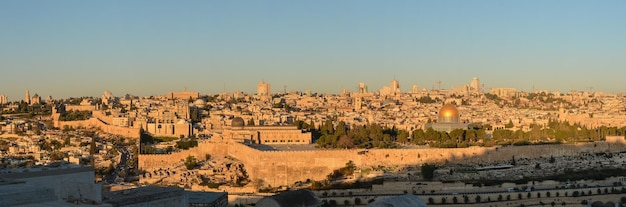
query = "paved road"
(104, 145, 131, 184)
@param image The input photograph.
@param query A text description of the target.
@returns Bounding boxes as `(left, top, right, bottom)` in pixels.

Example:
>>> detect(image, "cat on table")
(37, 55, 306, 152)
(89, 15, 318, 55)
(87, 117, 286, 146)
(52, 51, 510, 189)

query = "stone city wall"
(139, 141, 229, 170)
(91, 110, 112, 125)
(139, 141, 626, 187)
(56, 118, 141, 138)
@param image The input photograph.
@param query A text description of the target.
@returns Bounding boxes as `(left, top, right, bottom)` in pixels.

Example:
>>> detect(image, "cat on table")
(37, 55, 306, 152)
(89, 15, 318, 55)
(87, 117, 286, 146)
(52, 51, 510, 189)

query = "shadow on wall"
(140, 140, 626, 194)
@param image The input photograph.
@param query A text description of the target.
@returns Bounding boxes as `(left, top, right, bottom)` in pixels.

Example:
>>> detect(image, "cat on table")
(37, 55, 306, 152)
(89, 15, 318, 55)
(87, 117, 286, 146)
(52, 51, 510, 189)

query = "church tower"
(25, 89, 31, 104)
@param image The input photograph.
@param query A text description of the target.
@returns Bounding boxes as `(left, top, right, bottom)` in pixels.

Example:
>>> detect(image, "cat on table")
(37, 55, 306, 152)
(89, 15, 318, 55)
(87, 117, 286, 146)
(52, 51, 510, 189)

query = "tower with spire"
(25, 89, 31, 105)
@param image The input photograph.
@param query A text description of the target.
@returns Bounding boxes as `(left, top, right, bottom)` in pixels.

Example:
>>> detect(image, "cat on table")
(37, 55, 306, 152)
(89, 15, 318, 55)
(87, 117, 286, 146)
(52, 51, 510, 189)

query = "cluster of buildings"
(22, 89, 53, 105)
(0, 78, 623, 149)
(0, 119, 117, 171)
(39, 77, 626, 145)
(52, 90, 195, 138)
(3, 77, 626, 207)
(0, 90, 54, 113)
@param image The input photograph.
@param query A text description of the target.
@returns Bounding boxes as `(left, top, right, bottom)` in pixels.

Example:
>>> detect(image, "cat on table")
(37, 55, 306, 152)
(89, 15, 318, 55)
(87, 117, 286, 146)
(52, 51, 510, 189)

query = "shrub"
(184, 156, 198, 170)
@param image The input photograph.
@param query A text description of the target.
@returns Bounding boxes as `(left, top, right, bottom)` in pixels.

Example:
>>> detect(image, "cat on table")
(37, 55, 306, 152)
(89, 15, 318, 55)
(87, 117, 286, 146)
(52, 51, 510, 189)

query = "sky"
(1, 1, 626, 101)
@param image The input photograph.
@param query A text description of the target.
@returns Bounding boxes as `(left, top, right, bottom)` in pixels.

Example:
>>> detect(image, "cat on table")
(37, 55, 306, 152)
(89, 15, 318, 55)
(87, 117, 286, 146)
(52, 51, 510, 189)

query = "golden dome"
(439, 104, 459, 118)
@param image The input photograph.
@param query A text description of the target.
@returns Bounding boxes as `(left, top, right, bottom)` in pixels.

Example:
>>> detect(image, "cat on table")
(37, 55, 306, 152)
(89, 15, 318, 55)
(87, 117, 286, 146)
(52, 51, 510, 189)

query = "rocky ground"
(435, 152, 626, 183)
(140, 155, 250, 190)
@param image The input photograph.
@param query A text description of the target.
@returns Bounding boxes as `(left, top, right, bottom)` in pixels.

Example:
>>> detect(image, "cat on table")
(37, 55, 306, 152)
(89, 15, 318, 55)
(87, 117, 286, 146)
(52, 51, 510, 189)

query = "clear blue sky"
(1, 1, 625, 100)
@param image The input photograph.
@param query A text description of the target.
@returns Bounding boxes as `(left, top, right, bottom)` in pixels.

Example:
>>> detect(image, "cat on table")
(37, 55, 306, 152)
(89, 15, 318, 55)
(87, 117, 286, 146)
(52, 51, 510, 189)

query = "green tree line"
(306, 119, 626, 149)
(59, 110, 92, 121)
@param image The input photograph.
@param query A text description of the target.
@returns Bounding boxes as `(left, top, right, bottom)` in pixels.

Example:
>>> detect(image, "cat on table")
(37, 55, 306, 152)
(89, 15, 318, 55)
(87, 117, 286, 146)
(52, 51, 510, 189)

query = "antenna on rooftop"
(436, 80, 442, 90)
(283, 85, 287, 93)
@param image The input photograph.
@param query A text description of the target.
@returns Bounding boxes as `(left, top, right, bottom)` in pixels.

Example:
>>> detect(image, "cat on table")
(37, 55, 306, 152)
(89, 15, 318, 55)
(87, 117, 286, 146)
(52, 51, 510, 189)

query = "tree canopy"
(310, 119, 625, 149)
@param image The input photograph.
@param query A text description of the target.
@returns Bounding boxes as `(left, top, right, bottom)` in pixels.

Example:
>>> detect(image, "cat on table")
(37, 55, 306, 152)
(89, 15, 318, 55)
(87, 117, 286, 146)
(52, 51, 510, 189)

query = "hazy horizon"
(2, 1, 626, 101)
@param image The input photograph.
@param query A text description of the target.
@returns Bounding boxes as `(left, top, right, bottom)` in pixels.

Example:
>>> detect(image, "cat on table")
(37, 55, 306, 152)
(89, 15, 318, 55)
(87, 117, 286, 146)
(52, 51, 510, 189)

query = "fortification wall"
(138, 141, 626, 187)
(91, 111, 112, 125)
(56, 118, 141, 138)
(232, 146, 503, 186)
(228, 143, 361, 186)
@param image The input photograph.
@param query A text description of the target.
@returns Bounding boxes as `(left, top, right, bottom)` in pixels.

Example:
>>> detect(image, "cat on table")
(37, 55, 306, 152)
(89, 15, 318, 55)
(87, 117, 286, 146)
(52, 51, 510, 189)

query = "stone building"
(490, 87, 517, 98)
(31, 94, 41, 105)
(102, 90, 115, 106)
(257, 81, 271, 96)
(45, 95, 53, 104)
(224, 117, 312, 144)
(358, 82, 368, 93)
(470, 77, 482, 94)
(379, 79, 402, 97)
(166, 87, 199, 100)
(0, 94, 7, 104)
(142, 100, 194, 138)
(112, 116, 130, 127)
(146, 119, 193, 138)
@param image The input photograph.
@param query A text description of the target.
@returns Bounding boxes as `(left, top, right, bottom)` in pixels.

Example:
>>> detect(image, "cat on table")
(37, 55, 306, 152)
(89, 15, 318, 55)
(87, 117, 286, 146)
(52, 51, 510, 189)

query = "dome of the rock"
(438, 104, 460, 123)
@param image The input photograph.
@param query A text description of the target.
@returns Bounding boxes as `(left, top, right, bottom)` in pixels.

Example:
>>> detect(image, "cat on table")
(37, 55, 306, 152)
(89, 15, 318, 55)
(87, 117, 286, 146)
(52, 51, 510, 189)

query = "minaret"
(25, 89, 31, 104)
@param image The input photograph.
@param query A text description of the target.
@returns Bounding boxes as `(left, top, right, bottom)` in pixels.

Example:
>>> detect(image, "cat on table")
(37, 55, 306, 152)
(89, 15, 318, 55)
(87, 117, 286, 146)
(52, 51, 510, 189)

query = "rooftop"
(1, 164, 93, 180)
(102, 186, 184, 206)
(187, 191, 227, 205)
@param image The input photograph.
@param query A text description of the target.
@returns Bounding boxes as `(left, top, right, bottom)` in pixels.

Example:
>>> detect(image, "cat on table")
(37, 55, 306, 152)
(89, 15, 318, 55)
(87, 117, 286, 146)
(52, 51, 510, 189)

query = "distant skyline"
(1, 1, 626, 101)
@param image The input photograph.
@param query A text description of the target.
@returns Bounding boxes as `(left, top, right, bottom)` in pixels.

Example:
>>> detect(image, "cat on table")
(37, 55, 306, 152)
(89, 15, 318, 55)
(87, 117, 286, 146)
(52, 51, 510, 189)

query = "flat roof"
(8, 200, 113, 207)
(476, 165, 514, 171)
(103, 186, 184, 206)
(1, 165, 93, 180)
(186, 191, 227, 204)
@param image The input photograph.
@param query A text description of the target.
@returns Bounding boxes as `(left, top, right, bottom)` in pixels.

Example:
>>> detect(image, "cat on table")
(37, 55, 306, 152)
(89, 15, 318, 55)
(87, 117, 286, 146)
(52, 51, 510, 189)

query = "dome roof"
(256, 189, 322, 207)
(194, 99, 206, 105)
(438, 104, 459, 118)
(232, 117, 245, 127)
